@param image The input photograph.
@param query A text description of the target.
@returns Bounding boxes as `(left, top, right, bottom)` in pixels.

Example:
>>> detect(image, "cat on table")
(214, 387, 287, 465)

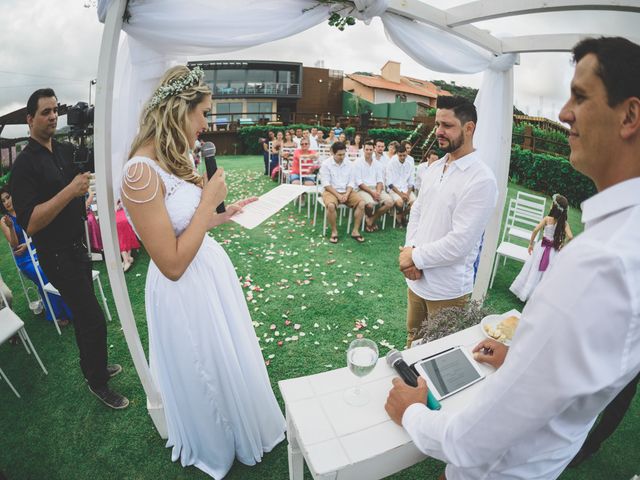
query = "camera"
(67, 102, 95, 172)
(67, 102, 94, 129)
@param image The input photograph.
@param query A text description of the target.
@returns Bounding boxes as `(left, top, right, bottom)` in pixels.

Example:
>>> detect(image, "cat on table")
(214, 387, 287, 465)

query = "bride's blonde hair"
(129, 65, 211, 186)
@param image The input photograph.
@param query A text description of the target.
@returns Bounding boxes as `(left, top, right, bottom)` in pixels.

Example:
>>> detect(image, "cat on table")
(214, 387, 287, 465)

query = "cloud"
(1, 1, 639, 137)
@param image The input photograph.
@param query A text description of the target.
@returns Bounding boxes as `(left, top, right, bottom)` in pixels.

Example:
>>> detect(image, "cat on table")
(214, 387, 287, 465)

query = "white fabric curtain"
(97, 0, 515, 365)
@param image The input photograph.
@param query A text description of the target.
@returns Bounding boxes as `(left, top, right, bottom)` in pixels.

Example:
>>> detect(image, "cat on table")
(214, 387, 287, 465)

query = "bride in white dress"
(121, 66, 285, 478)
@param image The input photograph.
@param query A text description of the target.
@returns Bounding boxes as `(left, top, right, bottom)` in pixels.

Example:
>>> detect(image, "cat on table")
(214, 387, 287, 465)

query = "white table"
(278, 324, 496, 480)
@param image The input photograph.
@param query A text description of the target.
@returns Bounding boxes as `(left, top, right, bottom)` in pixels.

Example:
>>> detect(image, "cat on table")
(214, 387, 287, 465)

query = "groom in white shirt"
(386, 36, 640, 480)
(398, 95, 497, 347)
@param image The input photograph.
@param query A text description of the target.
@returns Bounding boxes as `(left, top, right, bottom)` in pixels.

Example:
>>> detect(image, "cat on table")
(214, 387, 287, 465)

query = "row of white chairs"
(0, 273, 48, 398)
(489, 191, 547, 289)
(8, 236, 112, 336)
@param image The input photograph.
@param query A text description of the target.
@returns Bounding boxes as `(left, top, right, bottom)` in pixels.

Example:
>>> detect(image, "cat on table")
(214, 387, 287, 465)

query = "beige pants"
(406, 288, 470, 347)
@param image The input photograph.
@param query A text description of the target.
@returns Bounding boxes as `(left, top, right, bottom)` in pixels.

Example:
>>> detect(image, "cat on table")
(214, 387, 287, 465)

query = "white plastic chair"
(279, 146, 296, 184)
(25, 236, 112, 336)
(313, 182, 354, 236)
(9, 248, 41, 310)
(295, 156, 320, 218)
(489, 241, 529, 289)
(502, 198, 543, 245)
(0, 273, 48, 398)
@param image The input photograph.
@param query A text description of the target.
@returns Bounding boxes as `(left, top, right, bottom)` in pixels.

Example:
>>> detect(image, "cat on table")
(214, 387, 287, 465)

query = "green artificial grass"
(0, 156, 637, 479)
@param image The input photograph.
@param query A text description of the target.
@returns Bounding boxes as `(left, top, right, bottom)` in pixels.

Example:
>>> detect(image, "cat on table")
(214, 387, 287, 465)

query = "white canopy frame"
(94, 0, 630, 437)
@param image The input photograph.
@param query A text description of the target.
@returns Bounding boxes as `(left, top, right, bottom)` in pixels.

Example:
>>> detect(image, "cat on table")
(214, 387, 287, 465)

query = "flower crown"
(552, 193, 565, 212)
(145, 66, 205, 113)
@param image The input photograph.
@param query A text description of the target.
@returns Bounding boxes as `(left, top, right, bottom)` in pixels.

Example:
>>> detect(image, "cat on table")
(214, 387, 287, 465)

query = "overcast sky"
(1, 0, 639, 139)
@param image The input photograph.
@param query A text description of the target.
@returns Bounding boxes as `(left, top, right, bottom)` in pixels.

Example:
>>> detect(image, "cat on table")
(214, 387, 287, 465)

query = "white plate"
(479, 309, 521, 346)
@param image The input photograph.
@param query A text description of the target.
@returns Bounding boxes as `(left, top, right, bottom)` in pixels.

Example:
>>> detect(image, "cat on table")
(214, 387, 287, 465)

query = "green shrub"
(512, 123, 570, 157)
(0, 171, 10, 188)
(509, 145, 595, 206)
(366, 128, 412, 145)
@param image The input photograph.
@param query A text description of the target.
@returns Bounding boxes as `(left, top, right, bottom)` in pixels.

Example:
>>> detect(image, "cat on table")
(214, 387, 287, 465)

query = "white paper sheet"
(231, 184, 310, 229)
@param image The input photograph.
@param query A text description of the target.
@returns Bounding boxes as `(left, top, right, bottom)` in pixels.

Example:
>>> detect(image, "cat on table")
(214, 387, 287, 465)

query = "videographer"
(10, 88, 128, 409)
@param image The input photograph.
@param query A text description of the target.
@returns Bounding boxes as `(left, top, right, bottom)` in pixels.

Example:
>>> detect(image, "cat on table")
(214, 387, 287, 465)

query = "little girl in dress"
(510, 194, 574, 302)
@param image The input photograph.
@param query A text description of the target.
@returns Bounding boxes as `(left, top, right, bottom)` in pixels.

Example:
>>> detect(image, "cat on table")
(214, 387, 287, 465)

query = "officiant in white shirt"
(386, 36, 640, 480)
(399, 95, 497, 347)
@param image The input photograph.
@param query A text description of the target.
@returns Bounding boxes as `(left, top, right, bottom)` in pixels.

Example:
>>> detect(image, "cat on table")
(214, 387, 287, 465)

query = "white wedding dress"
(509, 222, 558, 302)
(123, 156, 286, 479)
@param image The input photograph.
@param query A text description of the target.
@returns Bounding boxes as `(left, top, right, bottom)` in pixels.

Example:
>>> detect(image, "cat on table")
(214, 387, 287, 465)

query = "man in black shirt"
(10, 88, 128, 409)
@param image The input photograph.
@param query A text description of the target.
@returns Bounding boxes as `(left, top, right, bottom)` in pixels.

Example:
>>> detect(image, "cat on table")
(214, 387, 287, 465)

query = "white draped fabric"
(96, 0, 516, 434)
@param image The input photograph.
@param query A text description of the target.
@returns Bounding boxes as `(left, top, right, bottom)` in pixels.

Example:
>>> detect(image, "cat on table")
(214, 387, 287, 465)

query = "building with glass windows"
(187, 60, 343, 128)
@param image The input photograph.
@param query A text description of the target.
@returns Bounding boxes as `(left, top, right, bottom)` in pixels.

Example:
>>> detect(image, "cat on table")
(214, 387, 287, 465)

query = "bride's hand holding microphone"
(201, 168, 228, 228)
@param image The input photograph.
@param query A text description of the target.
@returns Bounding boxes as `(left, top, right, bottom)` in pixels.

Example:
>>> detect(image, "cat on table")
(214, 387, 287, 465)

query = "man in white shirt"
(354, 141, 393, 232)
(401, 140, 415, 165)
(309, 127, 319, 150)
(293, 128, 303, 148)
(387, 144, 417, 227)
(319, 141, 365, 244)
(415, 150, 440, 193)
(386, 36, 640, 480)
(398, 96, 497, 347)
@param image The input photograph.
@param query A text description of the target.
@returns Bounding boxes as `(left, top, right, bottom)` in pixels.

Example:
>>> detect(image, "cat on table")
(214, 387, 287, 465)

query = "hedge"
(238, 124, 356, 154)
(0, 171, 10, 188)
(512, 123, 570, 157)
(365, 128, 412, 145)
(509, 145, 595, 206)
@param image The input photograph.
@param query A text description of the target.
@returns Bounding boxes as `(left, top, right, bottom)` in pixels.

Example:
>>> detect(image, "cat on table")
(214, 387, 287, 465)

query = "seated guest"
(332, 121, 343, 137)
(387, 140, 399, 160)
(415, 150, 440, 192)
(292, 128, 303, 148)
(0, 186, 71, 326)
(338, 132, 347, 145)
(326, 129, 337, 146)
(354, 141, 393, 232)
(350, 133, 363, 154)
(316, 130, 326, 145)
(401, 140, 415, 164)
(373, 139, 388, 163)
(319, 142, 365, 244)
(309, 127, 319, 150)
(387, 144, 416, 227)
(291, 139, 318, 186)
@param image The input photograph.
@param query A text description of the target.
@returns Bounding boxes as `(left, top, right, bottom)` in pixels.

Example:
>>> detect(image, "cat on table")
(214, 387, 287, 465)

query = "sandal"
(350, 234, 365, 243)
(329, 235, 339, 244)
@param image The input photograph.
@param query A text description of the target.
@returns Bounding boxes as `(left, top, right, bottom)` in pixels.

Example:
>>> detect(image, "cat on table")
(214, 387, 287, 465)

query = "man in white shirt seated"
(309, 127, 319, 150)
(354, 141, 393, 232)
(293, 128, 303, 148)
(387, 144, 416, 227)
(386, 36, 640, 480)
(415, 150, 440, 192)
(401, 140, 415, 164)
(320, 141, 366, 244)
(373, 139, 389, 164)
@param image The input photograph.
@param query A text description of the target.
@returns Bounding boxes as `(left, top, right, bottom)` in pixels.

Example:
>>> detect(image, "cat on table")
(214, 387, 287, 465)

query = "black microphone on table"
(386, 349, 418, 387)
(386, 348, 441, 410)
(202, 141, 226, 214)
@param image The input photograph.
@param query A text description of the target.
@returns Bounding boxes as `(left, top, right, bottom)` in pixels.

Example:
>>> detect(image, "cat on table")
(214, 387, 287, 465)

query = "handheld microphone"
(386, 349, 441, 410)
(202, 141, 226, 214)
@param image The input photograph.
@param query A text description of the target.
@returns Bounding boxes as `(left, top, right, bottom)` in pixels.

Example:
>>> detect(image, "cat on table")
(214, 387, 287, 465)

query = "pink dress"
(116, 208, 140, 252)
(86, 209, 103, 252)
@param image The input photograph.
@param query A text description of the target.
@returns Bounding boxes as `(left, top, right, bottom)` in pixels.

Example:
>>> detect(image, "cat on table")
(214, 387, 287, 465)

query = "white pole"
(94, 0, 166, 438)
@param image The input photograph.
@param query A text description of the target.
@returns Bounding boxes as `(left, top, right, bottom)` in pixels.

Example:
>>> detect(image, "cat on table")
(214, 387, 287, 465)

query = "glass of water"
(344, 338, 379, 406)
